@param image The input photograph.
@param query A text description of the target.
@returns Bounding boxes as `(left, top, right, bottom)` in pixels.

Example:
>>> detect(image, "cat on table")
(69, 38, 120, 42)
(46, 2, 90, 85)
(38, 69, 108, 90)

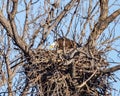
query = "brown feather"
(55, 38, 77, 50)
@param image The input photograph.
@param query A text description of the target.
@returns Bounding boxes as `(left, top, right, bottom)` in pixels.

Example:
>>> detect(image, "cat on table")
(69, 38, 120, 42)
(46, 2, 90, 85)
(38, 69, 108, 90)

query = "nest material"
(23, 47, 110, 96)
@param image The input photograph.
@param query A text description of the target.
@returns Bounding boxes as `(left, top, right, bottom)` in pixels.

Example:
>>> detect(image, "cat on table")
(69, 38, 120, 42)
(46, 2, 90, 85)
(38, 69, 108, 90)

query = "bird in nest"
(49, 37, 81, 53)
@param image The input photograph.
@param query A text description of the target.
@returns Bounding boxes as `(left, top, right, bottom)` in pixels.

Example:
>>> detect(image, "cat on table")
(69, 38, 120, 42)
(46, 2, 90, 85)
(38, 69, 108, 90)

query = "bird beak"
(49, 45, 54, 49)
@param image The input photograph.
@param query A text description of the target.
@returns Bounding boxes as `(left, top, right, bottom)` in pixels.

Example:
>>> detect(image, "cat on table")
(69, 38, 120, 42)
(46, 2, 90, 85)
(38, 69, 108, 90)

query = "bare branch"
(76, 70, 97, 89)
(10, 0, 18, 19)
(105, 9, 120, 24)
(99, 0, 108, 20)
(104, 65, 120, 73)
(0, 11, 12, 36)
(22, 0, 32, 39)
(37, 0, 78, 49)
(86, 7, 120, 48)
(4, 37, 13, 96)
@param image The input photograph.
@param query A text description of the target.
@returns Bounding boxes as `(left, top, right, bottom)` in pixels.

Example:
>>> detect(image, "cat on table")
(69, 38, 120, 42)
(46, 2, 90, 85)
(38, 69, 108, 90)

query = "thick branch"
(0, 1, 28, 54)
(86, 8, 120, 47)
(103, 65, 120, 74)
(99, 0, 108, 20)
(10, 20, 29, 53)
(8, 0, 29, 54)
(0, 11, 13, 36)
(4, 51, 13, 96)
(86, 0, 108, 47)
(10, 0, 18, 19)
(105, 9, 120, 24)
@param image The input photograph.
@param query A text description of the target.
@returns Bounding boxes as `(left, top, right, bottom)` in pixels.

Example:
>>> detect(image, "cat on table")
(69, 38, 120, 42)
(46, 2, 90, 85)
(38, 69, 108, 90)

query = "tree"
(0, 0, 120, 96)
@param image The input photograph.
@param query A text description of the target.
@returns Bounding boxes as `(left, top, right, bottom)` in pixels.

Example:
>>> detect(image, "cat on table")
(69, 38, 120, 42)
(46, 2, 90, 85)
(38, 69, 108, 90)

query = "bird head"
(49, 41, 58, 50)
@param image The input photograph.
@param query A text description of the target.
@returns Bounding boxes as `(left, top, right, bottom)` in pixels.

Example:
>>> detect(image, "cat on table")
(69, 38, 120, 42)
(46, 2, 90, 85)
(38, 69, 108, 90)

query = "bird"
(49, 37, 81, 51)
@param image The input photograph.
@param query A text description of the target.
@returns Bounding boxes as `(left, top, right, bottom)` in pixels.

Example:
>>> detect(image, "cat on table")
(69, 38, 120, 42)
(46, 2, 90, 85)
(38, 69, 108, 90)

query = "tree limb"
(86, 1, 120, 48)
(37, 0, 78, 49)
(0, 1, 29, 54)
(103, 65, 120, 74)
(99, 0, 108, 21)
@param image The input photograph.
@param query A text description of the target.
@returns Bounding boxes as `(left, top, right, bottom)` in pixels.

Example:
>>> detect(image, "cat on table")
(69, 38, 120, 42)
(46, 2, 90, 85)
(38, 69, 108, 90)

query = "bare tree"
(0, 0, 120, 96)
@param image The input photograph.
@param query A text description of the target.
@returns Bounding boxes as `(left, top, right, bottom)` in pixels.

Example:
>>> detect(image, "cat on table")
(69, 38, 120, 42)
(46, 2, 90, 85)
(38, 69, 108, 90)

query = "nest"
(23, 47, 111, 96)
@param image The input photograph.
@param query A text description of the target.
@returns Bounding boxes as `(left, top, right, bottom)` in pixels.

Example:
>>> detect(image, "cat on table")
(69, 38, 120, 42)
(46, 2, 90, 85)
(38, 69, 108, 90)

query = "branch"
(87, 8, 120, 47)
(76, 70, 97, 89)
(4, 42, 13, 96)
(86, 0, 108, 47)
(103, 65, 120, 74)
(86, 1, 120, 48)
(105, 9, 120, 24)
(29, 27, 41, 48)
(10, 0, 18, 19)
(9, 0, 29, 53)
(22, 0, 32, 39)
(0, 11, 13, 36)
(37, 0, 78, 49)
(0, 1, 29, 54)
(99, 0, 108, 20)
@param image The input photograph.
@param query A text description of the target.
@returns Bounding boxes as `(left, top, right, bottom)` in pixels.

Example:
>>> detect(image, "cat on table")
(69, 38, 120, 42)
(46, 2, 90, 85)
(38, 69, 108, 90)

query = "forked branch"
(86, 0, 120, 48)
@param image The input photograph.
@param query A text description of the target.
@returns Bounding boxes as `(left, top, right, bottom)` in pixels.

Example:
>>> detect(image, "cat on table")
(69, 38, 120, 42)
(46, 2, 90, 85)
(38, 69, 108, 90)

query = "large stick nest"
(23, 47, 110, 96)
